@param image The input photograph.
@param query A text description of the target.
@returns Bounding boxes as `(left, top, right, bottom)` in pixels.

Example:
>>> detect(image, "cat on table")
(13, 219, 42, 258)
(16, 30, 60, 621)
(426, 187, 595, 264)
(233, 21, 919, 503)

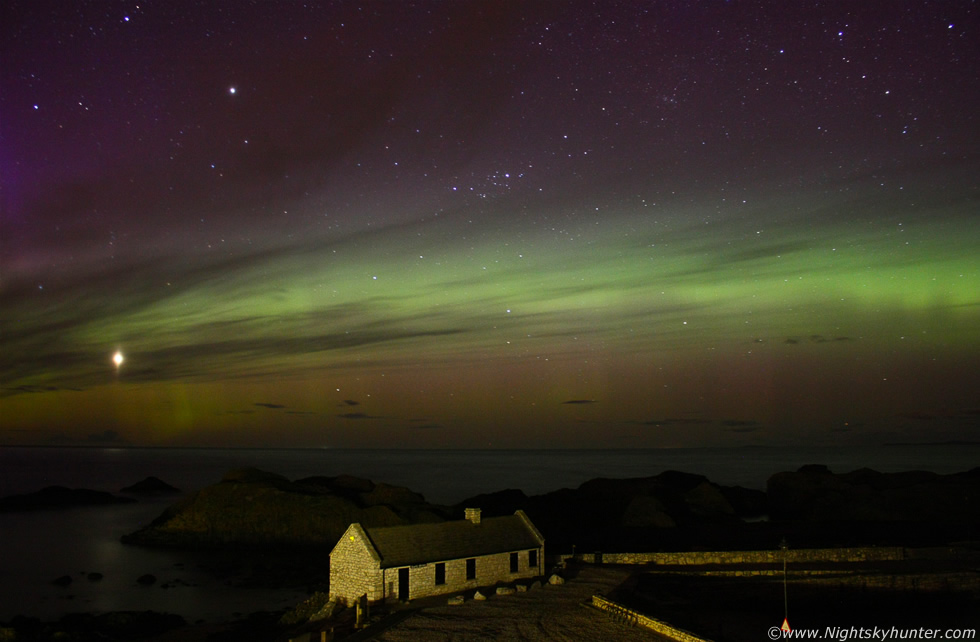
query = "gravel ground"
(371, 565, 665, 642)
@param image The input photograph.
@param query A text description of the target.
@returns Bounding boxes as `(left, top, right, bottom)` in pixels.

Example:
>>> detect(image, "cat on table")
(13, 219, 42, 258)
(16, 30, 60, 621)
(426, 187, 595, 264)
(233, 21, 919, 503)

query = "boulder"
(473, 590, 487, 601)
(548, 574, 564, 585)
(447, 595, 464, 605)
(496, 586, 516, 595)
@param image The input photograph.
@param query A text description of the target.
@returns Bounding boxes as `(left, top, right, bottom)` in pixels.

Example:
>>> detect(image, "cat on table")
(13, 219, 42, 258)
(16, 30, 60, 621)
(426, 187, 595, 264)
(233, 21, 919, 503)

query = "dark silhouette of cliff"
(120, 465, 979, 553)
(760, 465, 980, 548)
(122, 468, 447, 548)
(454, 470, 767, 553)
(767, 465, 980, 522)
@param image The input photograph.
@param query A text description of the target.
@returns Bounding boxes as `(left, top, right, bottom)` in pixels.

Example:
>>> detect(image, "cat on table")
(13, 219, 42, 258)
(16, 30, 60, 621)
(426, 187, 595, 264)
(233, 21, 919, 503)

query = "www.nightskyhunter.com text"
(769, 626, 976, 640)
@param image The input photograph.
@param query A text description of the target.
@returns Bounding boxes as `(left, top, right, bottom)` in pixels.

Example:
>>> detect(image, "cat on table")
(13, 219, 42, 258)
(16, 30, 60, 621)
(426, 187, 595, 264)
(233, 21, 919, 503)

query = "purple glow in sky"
(1, 1, 977, 448)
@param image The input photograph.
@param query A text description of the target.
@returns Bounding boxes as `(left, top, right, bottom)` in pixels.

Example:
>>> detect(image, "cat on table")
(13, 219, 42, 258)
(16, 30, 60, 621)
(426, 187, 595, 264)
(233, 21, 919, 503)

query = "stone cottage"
(329, 508, 545, 605)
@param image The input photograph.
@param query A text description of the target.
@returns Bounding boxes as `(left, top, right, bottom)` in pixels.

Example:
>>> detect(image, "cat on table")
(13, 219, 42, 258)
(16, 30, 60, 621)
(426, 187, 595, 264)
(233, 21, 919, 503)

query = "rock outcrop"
(455, 470, 765, 553)
(122, 464, 979, 555)
(279, 591, 339, 625)
(120, 476, 180, 495)
(621, 495, 676, 528)
(122, 468, 449, 548)
(767, 465, 980, 522)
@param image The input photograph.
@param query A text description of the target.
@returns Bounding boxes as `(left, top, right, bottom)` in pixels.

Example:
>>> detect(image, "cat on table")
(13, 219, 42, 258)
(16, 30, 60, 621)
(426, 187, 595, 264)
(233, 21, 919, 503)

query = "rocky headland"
(453, 469, 770, 553)
(767, 464, 980, 522)
(121, 467, 447, 549)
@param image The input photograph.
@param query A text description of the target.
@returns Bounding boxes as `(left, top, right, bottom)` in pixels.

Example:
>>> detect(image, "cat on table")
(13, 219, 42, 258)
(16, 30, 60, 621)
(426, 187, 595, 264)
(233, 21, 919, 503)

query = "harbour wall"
(563, 546, 905, 566)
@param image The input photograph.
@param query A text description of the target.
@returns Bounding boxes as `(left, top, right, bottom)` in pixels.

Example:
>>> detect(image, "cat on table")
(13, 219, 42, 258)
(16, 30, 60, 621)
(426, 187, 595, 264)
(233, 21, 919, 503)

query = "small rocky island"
(0, 486, 137, 512)
(119, 476, 180, 496)
(0, 476, 179, 512)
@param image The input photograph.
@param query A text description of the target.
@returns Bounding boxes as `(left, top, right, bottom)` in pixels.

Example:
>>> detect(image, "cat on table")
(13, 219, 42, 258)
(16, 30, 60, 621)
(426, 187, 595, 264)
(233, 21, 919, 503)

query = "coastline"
(1, 449, 977, 640)
(3, 443, 978, 502)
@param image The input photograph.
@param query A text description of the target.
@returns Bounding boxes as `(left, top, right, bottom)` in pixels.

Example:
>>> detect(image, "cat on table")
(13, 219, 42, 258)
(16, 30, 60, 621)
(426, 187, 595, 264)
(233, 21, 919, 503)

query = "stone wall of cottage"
(379, 546, 545, 602)
(329, 525, 382, 606)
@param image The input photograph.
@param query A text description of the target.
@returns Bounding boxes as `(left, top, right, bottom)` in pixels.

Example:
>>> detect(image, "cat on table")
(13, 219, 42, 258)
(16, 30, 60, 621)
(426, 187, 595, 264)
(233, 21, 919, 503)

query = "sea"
(0, 444, 976, 623)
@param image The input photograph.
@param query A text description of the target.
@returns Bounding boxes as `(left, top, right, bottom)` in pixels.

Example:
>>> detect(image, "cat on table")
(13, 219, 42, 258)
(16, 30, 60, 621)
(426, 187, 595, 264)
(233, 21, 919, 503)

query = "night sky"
(2, 1, 977, 448)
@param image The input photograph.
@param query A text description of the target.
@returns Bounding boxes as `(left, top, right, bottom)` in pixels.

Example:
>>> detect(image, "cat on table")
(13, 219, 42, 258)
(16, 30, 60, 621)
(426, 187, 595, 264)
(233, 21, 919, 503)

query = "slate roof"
(363, 510, 544, 569)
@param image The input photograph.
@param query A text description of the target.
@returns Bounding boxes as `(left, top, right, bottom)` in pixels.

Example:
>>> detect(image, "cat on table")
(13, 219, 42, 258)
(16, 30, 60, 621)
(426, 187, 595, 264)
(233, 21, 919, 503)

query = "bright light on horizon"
(113, 350, 124, 368)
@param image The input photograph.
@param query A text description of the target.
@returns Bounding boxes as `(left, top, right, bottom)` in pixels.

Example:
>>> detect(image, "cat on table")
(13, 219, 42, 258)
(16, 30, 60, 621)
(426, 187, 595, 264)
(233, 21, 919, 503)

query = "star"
(1, 0, 976, 450)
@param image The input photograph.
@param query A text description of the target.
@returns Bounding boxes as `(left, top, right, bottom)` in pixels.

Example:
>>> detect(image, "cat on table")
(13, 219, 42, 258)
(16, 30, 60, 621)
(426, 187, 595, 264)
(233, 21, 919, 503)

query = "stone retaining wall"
(590, 595, 710, 642)
(564, 546, 905, 566)
(787, 572, 980, 593)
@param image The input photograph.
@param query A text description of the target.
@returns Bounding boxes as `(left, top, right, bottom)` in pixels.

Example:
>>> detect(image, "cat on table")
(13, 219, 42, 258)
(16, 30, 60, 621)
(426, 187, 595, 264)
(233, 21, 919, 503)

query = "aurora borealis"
(2, 2, 978, 448)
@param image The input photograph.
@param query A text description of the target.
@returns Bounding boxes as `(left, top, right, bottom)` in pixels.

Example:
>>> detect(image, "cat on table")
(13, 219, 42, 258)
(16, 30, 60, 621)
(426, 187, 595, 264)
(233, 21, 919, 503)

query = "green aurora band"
(2, 182, 978, 448)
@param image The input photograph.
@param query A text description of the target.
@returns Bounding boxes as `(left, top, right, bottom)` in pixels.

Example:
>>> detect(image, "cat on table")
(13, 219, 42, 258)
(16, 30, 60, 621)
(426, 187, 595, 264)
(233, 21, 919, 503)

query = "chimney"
(464, 507, 482, 525)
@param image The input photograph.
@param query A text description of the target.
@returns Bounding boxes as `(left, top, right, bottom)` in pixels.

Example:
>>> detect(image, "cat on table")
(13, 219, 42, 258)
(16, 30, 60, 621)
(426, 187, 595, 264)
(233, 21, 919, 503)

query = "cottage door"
(398, 567, 409, 601)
